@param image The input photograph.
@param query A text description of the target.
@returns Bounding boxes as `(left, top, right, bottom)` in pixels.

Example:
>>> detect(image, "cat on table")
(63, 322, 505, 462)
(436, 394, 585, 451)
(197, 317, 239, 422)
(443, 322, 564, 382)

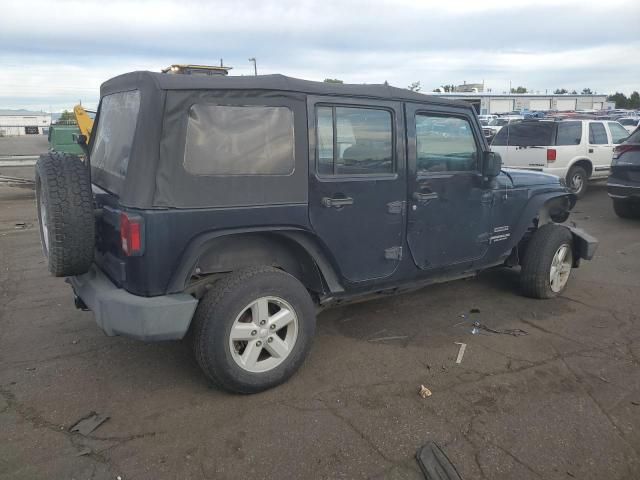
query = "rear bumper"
(68, 266, 198, 341)
(607, 180, 640, 200)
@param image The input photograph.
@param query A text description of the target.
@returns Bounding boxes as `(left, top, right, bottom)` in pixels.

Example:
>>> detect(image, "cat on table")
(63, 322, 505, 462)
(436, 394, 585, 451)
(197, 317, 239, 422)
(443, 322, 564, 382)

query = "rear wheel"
(190, 267, 316, 394)
(520, 224, 574, 299)
(613, 199, 640, 219)
(566, 165, 588, 199)
(35, 152, 94, 276)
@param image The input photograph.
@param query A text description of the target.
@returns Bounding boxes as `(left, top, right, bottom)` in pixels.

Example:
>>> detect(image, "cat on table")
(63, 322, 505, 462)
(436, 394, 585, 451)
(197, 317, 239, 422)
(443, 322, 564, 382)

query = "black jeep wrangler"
(35, 71, 597, 393)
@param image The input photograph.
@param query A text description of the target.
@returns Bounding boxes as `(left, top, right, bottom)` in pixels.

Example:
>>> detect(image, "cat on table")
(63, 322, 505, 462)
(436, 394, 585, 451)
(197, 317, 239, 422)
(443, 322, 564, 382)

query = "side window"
(608, 122, 630, 144)
(491, 126, 509, 146)
(416, 114, 478, 173)
(184, 105, 295, 175)
(315, 106, 393, 175)
(588, 123, 608, 145)
(556, 122, 582, 146)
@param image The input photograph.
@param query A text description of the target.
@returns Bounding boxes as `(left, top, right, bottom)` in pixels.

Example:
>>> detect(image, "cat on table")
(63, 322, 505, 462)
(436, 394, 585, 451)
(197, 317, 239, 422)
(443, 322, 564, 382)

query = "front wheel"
(190, 266, 316, 394)
(520, 224, 574, 299)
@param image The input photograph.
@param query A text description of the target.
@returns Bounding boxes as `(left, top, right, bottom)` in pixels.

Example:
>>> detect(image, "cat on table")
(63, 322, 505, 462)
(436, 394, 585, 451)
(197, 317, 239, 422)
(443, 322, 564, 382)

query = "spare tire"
(35, 152, 95, 277)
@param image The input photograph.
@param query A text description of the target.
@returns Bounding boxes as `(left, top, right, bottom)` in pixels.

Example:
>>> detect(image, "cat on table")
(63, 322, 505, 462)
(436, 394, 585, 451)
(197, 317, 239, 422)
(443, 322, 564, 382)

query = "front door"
(308, 97, 405, 283)
(406, 104, 493, 271)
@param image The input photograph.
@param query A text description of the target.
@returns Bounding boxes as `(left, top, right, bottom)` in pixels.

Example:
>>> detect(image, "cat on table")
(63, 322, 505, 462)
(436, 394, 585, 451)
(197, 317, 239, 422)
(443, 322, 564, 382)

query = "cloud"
(0, 0, 638, 110)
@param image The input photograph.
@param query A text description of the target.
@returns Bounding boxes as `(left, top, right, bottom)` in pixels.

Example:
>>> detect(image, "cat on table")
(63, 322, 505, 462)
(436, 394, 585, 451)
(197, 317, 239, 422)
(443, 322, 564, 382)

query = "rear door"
(307, 97, 406, 283)
(554, 121, 584, 167)
(588, 122, 613, 178)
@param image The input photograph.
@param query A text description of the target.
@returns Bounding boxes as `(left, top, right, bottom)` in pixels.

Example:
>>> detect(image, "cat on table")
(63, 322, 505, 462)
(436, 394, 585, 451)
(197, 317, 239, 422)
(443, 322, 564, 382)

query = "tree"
(407, 81, 422, 92)
(510, 86, 527, 94)
(581, 88, 593, 95)
(607, 92, 628, 108)
(570, 90, 577, 95)
(629, 91, 640, 109)
(59, 110, 75, 122)
(323, 78, 343, 84)
(554, 88, 568, 94)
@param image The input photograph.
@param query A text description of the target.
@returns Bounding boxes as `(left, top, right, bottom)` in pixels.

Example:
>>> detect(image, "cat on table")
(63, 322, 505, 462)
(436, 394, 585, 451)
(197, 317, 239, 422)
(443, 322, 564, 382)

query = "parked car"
(35, 72, 597, 393)
(478, 114, 497, 124)
(617, 117, 640, 134)
(607, 128, 640, 218)
(482, 116, 523, 142)
(491, 119, 630, 197)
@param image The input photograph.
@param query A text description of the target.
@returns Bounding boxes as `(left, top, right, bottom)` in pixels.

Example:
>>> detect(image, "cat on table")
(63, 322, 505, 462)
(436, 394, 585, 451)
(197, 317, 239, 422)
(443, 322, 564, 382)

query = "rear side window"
(184, 105, 295, 175)
(316, 106, 393, 175)
(416, 114, 478, 172)
(555, 122, 582, 145)
(589, 123, 608, 144)
(500, 122, 554, 147)
(608, 122, 630, 144)
(91, 90, 141, 178)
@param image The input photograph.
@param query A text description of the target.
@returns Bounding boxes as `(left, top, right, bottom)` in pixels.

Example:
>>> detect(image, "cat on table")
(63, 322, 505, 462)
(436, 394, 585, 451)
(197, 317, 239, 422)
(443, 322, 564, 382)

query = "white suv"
(491, 119, 630, 197)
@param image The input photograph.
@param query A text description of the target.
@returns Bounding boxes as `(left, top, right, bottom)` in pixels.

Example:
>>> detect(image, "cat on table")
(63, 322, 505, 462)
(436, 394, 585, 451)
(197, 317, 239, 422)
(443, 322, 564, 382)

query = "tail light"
(120, 212, 144, 256)
(613, 144, 640, 161)
(546, 148, 557, 162)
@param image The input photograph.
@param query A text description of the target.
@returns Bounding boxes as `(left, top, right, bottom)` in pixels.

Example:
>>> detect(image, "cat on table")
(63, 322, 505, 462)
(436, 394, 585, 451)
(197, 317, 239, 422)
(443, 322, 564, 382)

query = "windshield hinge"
(384, 246, 403, 260)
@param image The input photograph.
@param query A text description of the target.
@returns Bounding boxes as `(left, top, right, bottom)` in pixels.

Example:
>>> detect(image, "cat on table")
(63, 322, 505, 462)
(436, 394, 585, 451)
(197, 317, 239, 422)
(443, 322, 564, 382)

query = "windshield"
(91, 90, 141, 182)
(619, 119, 638, 126)
(489, 118, 508, 126)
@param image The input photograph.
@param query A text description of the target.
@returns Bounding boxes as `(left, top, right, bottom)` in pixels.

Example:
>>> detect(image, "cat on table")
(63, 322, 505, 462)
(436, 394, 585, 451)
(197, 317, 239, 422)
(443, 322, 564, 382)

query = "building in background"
(455, 81, 484, 93)
(429, 92, 610, 114)
(0, 110, 51, 136)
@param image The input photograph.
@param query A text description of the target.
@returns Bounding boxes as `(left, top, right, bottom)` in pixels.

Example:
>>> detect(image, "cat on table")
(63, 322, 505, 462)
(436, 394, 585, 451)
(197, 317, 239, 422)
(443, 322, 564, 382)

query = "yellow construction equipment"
(73, 104, 94, 142)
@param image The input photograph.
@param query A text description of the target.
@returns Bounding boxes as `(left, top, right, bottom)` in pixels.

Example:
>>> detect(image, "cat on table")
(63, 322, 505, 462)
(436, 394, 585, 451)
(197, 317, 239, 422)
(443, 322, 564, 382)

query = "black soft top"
(100, 71, 468, 108)
(95, 71, 475, 209)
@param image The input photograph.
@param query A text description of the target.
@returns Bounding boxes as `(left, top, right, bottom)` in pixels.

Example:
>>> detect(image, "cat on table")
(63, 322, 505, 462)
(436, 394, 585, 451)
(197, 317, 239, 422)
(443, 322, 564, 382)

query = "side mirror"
(482, 151, 502, 178)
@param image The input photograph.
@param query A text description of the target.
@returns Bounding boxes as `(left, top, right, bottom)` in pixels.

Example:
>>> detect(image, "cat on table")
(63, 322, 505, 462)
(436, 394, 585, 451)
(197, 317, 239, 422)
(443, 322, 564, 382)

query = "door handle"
(321, 196, 354, 208)
(412, 192, 439, 203)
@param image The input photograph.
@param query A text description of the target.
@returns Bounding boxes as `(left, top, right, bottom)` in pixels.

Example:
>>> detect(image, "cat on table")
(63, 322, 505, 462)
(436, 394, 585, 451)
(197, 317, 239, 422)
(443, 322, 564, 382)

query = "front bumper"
(68, 266, 198, 341)
(567, 226, 598, 261)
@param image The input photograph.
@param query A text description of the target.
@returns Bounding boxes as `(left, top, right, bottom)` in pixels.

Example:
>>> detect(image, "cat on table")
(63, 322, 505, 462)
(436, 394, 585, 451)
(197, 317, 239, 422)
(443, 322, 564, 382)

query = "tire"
(35, 152, 94, 277)
(612, 199, 640, 219)
(566, 165, 588, 199)
(190, 266, 316, 394)
(520, 224, 574, 299)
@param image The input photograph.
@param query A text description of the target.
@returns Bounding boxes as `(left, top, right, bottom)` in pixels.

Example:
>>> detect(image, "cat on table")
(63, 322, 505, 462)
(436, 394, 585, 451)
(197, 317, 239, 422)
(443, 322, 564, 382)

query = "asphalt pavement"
(0, 180, 639, 479)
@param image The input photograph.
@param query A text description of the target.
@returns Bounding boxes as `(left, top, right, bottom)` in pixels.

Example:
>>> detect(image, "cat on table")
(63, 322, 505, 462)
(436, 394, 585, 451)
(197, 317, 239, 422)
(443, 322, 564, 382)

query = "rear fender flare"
(166, 228, 343, 295)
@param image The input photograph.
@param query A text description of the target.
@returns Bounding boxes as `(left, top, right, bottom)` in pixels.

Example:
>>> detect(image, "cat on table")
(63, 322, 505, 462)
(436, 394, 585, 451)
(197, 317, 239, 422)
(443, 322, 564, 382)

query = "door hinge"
(480, 192, 495, 206)
(384, 246, 403, 260)
(387, 200, 406, 215)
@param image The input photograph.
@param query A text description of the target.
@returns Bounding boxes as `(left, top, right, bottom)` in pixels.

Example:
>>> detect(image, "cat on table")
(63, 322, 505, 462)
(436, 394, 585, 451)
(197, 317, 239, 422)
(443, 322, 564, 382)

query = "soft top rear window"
(91, 90, 141, 183)
(492, 121, 554, 146)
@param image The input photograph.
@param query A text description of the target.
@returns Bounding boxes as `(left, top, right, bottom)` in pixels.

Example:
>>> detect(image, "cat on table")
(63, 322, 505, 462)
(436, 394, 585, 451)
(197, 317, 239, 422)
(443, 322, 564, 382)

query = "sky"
(1, 0, 639, 112)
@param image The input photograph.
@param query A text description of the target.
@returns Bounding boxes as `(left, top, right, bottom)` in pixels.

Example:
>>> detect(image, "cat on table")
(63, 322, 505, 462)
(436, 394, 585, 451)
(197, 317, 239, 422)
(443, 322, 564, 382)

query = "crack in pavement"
(0, 384, 158, 476)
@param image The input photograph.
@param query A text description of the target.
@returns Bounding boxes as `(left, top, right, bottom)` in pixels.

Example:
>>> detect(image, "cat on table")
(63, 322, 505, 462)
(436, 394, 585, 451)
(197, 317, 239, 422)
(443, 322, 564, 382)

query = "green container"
(48, 123, 84, 155)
